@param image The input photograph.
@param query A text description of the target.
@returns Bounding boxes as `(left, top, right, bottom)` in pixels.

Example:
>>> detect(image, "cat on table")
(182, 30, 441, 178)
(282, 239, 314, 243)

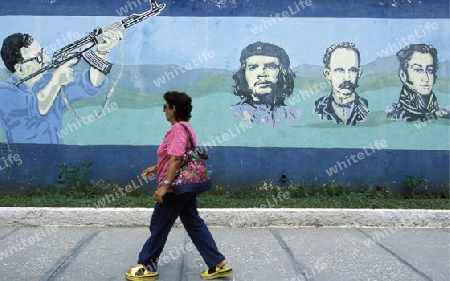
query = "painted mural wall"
(0, 0, 448, 191)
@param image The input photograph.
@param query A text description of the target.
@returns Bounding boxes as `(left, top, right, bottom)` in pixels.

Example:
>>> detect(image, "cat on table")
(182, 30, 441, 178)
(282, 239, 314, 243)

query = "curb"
(0, 207, 449, 228)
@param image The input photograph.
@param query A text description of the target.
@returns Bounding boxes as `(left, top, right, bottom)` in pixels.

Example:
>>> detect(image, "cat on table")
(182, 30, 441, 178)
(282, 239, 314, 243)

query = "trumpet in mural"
(14, 0, 165, 86)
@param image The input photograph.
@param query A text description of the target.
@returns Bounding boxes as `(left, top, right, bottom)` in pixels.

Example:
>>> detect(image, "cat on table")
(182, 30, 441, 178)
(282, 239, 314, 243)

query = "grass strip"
(0, 188, 448, 209)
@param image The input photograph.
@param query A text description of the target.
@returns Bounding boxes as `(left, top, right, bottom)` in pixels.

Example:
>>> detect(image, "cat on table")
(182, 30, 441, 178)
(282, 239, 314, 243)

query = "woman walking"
(126, 91, 232, 280)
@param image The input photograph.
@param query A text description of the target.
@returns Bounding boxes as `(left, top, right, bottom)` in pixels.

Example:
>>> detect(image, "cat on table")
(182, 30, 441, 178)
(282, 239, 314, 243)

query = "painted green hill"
(2, 65, 447, 111)
(72, 70, 448, 110)
(71, 73, 234, 109)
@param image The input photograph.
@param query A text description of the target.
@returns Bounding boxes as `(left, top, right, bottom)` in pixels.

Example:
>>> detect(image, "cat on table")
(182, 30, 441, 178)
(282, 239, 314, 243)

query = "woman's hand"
(153, 184, 168, 203)
(141, 165, 157, 179)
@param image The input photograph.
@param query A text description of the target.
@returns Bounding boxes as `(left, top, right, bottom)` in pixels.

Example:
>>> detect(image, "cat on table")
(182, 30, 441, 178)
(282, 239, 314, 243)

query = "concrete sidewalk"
(0, 226, 449, 281)
(0, 208, 449, 281)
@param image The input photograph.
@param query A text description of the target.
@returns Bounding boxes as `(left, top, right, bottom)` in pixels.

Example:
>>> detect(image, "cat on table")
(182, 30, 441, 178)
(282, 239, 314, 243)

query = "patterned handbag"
(171, 123, 212, 195)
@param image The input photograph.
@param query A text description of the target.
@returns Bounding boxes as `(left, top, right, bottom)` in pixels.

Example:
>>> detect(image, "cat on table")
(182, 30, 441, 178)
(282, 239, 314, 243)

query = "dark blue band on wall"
(0, 0, 448, 18)
(0, 144, 448, 193)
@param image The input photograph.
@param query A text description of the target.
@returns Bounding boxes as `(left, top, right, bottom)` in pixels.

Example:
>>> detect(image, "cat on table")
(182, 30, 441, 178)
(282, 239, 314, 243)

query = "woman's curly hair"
(164, 91, 192, 121)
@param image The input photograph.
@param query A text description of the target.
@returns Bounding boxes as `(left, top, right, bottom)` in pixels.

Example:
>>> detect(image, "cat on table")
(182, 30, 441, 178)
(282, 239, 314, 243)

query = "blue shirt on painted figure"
(0, 70, 108, 144)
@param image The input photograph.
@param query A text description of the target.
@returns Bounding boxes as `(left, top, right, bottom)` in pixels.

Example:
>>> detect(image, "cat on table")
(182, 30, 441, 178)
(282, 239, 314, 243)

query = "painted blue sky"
(0, 16, 448, 70)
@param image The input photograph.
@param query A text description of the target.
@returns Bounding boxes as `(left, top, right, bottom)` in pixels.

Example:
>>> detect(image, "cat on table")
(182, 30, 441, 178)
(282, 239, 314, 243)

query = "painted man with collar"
(230, 41, 300, 127)
(314, 42, 369, 126)
(0, 30, 122, 144)
(386, 43, 449, 122)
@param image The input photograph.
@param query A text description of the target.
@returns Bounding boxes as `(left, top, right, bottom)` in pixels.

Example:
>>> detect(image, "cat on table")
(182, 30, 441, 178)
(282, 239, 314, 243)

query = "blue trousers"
(137, 192, 225, 271)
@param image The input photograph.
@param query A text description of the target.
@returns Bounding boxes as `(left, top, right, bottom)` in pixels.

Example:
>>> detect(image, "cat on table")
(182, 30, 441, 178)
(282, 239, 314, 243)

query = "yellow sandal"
(125, 264, 159, 281)
(200, 266, 232, 280)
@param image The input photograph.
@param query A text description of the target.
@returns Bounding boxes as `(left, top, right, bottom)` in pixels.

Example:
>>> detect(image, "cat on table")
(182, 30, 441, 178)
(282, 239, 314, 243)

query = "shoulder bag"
(171, 123, 212, 195)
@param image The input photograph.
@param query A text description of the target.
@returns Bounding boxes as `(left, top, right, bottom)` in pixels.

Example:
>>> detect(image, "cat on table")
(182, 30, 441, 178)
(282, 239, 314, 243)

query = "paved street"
(0, 225, 449, 281)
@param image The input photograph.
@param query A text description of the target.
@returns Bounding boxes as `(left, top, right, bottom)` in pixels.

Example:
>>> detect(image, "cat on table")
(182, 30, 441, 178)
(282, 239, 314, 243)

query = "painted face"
(324, 48, 361, 103)
(244, 55, 280, 96)
(18, 41, 50, 77)
(402, 52, 435, 96)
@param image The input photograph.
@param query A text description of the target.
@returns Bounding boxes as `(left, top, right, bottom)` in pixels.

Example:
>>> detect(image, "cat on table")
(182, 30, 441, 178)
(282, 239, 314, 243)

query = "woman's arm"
(141, 165, 158, 179)
(164, 156, 183, 184)
(153, 155, 182, 203)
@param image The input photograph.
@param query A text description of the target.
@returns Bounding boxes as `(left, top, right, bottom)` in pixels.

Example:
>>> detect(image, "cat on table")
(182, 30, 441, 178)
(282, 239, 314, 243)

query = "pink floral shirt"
(157, 121, 196, 191)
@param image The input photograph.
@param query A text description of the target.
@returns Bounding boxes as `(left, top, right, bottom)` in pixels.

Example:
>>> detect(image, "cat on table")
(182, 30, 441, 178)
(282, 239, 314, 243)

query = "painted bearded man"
(230, 41, 300, 127)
